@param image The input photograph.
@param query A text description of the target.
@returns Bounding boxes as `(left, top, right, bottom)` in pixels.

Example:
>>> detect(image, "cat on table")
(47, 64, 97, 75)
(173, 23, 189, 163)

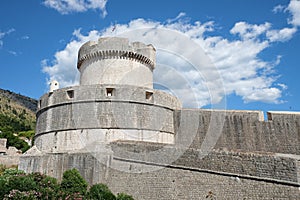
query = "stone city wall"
(0, 155, 20, 167)
(110, 141, 299, 183)
(0, 139, 21, 167)
(176, 109, 300, 155)
(19, 151, 300, 200)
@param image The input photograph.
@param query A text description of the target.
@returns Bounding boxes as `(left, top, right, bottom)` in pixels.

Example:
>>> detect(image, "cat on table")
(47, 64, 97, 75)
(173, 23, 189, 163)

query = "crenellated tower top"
(77, 37, 156, 88)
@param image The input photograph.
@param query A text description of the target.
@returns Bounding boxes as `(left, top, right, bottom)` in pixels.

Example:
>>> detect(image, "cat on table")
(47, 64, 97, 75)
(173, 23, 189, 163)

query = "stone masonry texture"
(19, 37, 300, 199)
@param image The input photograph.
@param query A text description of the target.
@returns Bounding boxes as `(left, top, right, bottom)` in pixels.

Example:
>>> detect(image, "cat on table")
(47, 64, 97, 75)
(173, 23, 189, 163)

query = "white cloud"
(0, 28, 15, 48)
(43, 0, 108, 17)
(277, 83, 288, 90)
(203, 34, 284, 104)
(42, 12, 297, 107)
(42, 29, 101, 87)
(167, 12, 186, 23)
(267, 27, 297, 42)
(230, 22, 271, 40)
(5, 28, 15, 35)
(229, 20, 296, 43)
(21, 35, 29, 40)
(273, 4, 285, 13)
(8, 50, 17, 56)
(286, 0, 300, 26)
(0, 29, 15, 39)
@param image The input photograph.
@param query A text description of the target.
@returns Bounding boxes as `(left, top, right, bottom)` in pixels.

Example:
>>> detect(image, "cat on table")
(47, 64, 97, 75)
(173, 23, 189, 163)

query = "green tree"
(5, 173, 37, 193)
(0, 168, 134, 200)
(31, 172, 59, 199)
(116, 193, 134, 200)
(0, 169, 60, 199)
(0, 169, 27, 199)
(60, 168, 88, 197)
(18, 130, 35, 139)
(88, 183, 116, 200)
(0, 131, 30, 152)
(3, 189, 39, 200)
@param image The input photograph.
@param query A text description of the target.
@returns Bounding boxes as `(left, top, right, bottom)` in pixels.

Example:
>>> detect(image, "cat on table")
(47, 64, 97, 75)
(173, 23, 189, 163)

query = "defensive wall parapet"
(37, 84, 180, 110)
(176, 109, 300, 154)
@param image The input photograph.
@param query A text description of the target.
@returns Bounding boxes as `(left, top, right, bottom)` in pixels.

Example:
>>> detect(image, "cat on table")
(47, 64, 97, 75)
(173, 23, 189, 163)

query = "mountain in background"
(0, 89, 37, 112)
(0, 88, 37, 152)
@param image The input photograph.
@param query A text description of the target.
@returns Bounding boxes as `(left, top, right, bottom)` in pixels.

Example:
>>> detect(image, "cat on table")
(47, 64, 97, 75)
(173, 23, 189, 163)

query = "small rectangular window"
(106, 88, 114, 97)
(146, 91, 153, 100)
(267, 112, 272, 121)
(38, 100, 42, 108)
(67, 90, 74, 99)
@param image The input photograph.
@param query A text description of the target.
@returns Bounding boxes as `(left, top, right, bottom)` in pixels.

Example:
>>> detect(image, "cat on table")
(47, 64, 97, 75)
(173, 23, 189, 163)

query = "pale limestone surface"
(19, 37, 300, 199)
(0, 138, 21, 167)
(78, 37, 155, 88)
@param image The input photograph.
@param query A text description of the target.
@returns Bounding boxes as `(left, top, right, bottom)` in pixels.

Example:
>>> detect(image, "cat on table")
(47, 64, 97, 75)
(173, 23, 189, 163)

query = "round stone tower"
(78, 37, 156, 88)
(34, 37, 181, 153)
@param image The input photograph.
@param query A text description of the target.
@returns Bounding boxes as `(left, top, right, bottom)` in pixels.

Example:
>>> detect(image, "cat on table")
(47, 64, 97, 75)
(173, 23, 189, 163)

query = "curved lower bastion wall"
(109, 141, 300, 183)
(19, 149, 300, 200)
(35, 84, 181, 151)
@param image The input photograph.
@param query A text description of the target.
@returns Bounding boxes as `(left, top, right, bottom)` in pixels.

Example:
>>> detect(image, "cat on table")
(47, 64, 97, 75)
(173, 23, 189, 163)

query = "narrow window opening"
(38, 100, 42, 109)
(146, 91, 153, 100)
(67, 90, 74, 99)
(106, 88, 114, 97)
(267, 112, 272, 121)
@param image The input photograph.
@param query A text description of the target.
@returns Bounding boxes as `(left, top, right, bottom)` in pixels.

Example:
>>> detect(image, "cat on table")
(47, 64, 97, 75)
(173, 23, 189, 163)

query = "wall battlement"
(176, 109, 300, 155)
(267, 110, 300, 121)
(78, 37, 156, 65)
(38, 84, 181, 111)
(77, 50, 155, 70)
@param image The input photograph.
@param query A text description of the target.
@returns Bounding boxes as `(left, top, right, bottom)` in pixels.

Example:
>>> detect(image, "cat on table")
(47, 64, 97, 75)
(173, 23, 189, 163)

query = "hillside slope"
(0, 89, 37, 112)
(0, 89, 37, 152)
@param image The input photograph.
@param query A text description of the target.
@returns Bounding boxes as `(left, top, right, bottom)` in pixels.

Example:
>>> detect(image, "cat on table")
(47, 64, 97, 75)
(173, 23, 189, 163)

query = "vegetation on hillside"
(0, 168, 134, 200)
(0, 89, 37, 152)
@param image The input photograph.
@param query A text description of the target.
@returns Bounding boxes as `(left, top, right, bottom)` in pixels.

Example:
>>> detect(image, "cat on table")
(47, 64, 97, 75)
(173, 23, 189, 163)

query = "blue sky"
(0, 0, 299, 114)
